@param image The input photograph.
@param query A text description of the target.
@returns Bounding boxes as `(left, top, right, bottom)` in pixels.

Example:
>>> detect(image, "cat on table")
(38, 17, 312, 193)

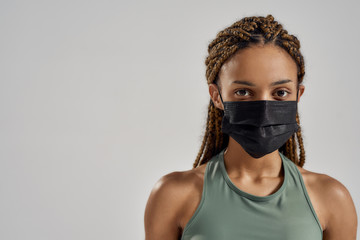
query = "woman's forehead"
(219, 45, 298, 87)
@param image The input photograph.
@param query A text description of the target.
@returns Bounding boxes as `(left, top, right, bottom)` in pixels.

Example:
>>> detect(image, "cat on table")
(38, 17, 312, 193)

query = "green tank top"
(181, 148, 323, 240)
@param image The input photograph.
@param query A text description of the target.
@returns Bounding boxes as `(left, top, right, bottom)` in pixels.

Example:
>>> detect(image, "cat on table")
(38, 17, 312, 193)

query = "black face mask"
(217, 85, 299, 158)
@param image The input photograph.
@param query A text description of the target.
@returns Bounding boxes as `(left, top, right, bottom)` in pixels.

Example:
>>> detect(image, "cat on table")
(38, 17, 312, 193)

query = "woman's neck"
(223, 138, 283, 179)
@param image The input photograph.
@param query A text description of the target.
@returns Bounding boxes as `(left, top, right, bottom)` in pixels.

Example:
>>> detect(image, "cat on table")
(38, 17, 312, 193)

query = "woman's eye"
(235, 89, 250, 96)
(275, 90, 289, 98)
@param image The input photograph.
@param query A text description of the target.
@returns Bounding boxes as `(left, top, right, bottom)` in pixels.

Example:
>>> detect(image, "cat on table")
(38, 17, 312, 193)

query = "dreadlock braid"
(194, 14, 307, 168)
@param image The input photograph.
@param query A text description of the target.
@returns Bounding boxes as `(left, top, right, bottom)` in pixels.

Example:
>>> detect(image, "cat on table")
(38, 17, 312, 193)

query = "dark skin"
(144, 44, 358, 240)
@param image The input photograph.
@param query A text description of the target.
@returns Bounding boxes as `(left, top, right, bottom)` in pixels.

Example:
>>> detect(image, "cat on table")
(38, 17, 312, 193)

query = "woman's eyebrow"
(231, 79, 293, 86)
(232, 80, 256, 86)
(270, 79, 293, 86)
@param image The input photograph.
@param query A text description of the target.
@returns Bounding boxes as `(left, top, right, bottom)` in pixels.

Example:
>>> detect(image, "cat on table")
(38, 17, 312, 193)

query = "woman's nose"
(253, 93, 273, 101)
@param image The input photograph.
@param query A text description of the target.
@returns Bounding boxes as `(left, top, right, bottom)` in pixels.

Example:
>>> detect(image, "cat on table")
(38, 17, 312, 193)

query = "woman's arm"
(322, 175, 357, 239)
(144, 172, 185, 240)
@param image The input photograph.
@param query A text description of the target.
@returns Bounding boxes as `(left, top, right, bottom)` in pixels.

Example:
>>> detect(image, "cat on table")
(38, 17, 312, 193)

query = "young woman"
(144, 14, 357, 240)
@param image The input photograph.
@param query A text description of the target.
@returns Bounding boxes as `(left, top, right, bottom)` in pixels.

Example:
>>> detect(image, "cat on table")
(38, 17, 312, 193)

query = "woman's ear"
(209, 83, 224, 110)
(297, 84, 305, 103)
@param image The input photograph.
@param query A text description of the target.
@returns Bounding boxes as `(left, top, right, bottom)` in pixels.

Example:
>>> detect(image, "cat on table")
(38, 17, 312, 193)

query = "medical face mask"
(217, 85, 299, 158)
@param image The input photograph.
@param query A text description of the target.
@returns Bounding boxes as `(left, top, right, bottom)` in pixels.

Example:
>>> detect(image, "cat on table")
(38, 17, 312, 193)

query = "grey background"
(1, 0, 359, 239)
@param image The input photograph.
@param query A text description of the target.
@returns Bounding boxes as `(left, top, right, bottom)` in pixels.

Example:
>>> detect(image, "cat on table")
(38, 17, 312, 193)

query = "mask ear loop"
(296, 84, 299, 102)
(215, 83, 224, 105)
(295, 84, 300, 131)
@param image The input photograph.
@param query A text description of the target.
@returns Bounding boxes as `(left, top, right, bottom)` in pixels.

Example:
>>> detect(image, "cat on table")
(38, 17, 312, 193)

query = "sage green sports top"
(181, 148, 323, 240)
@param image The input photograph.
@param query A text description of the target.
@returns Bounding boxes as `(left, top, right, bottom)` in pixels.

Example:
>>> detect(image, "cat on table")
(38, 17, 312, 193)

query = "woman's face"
(209, 44, 305, 109)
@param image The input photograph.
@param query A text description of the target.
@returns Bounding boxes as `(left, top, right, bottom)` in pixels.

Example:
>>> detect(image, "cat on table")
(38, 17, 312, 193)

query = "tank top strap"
(202, 150, 225, 199)
(279, 151, 324, 234)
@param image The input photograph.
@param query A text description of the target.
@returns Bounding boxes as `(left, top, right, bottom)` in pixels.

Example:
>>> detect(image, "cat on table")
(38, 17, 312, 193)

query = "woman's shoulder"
(147, 162, 209, 208)
(295, 164, 349, 193)
(145, 163, 209, 229)
(295, 164, 352, 206)
(156, 162, 209, 195)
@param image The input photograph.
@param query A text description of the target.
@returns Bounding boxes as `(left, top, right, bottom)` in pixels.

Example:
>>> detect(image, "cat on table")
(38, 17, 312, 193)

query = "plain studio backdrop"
(0, 0, 359, 239)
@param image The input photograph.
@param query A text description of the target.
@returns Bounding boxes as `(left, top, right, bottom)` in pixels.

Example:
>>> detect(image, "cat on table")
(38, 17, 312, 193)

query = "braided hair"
(193, 14, 306, 168)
